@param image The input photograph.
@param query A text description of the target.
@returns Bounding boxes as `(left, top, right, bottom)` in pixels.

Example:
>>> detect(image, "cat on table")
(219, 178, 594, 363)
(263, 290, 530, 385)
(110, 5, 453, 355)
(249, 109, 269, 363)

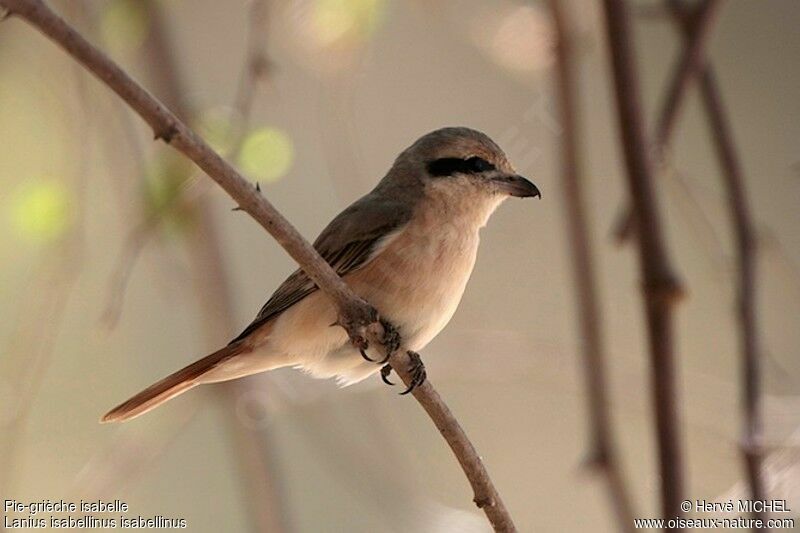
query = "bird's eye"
(427, 158, 468, 176)
(427, 157, 495, 177)
(466, 157, 495, 173)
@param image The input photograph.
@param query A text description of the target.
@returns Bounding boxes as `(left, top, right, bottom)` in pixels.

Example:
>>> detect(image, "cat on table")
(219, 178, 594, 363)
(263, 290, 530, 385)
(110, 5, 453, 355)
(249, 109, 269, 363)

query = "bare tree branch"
(547, 2, 636, 531)
(600, 0, 687, 526)
(662, 0, 768, 528)
(612, 0, 724, 243)
(0, 1, 516, 530)
(654, 0, 724, 153)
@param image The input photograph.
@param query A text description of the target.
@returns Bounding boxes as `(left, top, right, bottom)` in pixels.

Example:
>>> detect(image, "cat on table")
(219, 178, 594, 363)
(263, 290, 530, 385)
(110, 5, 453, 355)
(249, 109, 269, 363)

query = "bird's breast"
(347, 216, 481, 351)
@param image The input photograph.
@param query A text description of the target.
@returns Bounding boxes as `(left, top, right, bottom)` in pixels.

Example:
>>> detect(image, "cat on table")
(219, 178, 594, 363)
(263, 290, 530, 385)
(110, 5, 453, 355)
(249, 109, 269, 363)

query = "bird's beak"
(493, 175, 541, 198)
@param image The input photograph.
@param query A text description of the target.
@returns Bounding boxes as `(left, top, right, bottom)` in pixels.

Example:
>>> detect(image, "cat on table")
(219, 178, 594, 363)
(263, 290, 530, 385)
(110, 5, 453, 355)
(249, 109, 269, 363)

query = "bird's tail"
(101, 341, 248, 423)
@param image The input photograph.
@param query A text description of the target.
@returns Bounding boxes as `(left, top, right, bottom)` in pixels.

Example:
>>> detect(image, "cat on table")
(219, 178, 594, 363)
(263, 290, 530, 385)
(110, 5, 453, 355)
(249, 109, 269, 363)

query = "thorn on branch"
(1, 7, 12, 21)
(154, 124, 179, 143)
(473, 495, 495, 509)
(255, 181, 261, 193)
(231, 206, 243, 211)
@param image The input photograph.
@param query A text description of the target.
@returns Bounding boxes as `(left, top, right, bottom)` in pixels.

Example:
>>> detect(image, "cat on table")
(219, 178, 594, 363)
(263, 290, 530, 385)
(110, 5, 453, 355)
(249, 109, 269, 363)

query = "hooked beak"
(493, 175, 541, 198)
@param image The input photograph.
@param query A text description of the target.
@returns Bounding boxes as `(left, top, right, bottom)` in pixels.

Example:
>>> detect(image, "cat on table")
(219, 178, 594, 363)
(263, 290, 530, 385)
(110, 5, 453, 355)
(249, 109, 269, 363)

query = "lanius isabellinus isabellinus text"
(103, 127, 540, 422)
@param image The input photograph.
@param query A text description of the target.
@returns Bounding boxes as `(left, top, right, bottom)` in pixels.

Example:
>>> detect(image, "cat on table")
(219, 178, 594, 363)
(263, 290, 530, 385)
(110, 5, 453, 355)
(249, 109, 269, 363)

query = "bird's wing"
(229, 193, 413, 343)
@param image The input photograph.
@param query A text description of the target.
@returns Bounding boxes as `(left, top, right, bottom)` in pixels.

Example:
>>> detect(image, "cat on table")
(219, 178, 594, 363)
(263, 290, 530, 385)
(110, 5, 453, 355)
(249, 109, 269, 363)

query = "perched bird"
(102, 127, 540, 422)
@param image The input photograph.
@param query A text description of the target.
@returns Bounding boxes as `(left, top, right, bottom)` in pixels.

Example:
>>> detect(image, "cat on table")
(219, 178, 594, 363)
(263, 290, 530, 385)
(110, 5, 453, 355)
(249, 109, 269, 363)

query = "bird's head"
(385, 127, 541, 202)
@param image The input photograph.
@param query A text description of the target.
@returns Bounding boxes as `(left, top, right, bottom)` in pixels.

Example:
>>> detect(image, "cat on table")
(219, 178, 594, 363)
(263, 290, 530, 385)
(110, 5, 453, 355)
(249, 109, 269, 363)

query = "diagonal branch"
(600, 0, 687, 525)
(101, 0, 270, 328)
(3, 0, 368, 326)
(546, 1, 636, 531)
(0, 0, 516, 530)
(612, 0, 724, 243)
(653, 0, 724, 151)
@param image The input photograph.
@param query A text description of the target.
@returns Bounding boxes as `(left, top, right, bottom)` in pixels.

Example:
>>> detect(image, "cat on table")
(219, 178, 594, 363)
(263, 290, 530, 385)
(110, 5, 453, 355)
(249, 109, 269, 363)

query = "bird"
(101, 127, 540, 423)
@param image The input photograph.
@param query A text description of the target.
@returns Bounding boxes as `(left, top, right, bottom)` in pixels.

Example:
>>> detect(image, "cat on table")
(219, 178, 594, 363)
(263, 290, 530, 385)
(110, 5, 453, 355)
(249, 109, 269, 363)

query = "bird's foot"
(358, 318, 401, 364)
(400, 351, 427, 395)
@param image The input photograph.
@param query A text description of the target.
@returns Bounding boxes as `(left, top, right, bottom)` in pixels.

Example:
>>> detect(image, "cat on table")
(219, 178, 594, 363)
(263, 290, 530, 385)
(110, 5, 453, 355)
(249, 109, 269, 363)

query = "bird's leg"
(380, 364, 394, 386)
(400, 351, 427, 395)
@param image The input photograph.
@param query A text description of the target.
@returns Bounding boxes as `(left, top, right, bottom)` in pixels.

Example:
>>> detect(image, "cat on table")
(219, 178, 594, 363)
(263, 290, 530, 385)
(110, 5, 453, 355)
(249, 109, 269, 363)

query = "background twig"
(600, 0, 687, 525)
(612, 0, 724, 243)
(139, 1, 286, 530)
(547, 1, 636, 531)
(664, 0, 769, 527)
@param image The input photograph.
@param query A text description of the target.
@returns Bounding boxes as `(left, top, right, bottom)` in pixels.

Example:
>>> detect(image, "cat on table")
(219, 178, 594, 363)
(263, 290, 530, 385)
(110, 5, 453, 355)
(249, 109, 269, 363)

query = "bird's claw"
(400, 351, 426, 395)
(355, 333, 375, 362)
(360, 348, 376, 362)
(357, 318, 401, 364)
(376, 318, 400, 364)
(380, 364, 394, 386)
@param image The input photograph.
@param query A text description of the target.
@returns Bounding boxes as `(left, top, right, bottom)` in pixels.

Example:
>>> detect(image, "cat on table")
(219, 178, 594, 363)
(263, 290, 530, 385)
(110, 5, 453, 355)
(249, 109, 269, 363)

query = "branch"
(0, 1, 516, 530)
(600, 0, 687, 525)
(139, 1, 287, 530)
(612, 0, 724, 243)
(2, 0, 369, 329)
(547, 2, 636, 531)
(664, 0, 768, 527)
(101, 0, 270, 327)
(654, 0, 723, 151)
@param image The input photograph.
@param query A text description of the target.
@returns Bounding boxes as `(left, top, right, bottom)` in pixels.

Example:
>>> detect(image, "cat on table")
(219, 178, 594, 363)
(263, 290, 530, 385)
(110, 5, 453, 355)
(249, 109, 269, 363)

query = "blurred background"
(0, 0, 798, 531)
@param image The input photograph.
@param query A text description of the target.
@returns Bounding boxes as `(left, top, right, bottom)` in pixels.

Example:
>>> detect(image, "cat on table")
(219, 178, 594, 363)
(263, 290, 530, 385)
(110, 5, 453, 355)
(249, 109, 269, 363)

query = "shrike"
(102, 127, 540, 422)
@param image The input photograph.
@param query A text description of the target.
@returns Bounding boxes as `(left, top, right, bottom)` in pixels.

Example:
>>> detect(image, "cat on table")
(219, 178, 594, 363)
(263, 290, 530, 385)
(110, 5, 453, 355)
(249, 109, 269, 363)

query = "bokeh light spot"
(10, 180, 73, 244)
(238, 127, 295, 183)
(143, 153, 194, 233)
(470, 4, 554, 74)
(100, 0, 149, 55)
(311, 0, 385, 46)
(195, 107, 238, 155)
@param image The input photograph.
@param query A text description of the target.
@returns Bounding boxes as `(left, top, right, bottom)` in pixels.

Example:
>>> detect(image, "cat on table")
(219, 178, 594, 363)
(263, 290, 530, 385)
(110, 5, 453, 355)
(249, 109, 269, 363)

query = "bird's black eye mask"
(426, 156, 496, 177)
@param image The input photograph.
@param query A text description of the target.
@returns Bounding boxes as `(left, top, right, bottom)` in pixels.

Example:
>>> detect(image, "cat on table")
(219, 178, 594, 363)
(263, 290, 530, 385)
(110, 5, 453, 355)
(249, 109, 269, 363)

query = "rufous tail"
(101, 342, 247, 423)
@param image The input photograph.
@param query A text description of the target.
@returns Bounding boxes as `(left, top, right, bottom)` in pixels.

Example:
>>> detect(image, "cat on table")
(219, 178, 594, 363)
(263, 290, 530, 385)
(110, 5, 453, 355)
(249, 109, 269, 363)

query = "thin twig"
(0, 29, 90, 490)
(139, 1, 287, 530)
(612, 0, 724, 243)
(654, 0, 724, 152)
(0, 1, 516, 530)
(102, 0, 270, 327)
(600, 0, 687, 526)
(664, 0, 768, 528)
(547, 1, 636, 531)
